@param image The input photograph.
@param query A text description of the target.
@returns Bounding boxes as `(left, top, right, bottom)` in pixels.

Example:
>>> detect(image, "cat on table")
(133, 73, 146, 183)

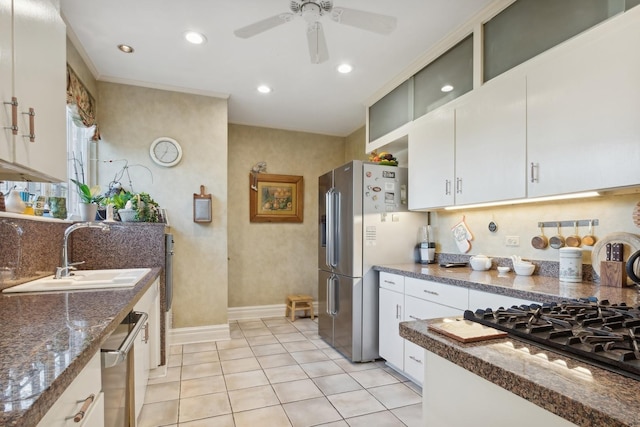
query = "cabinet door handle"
(3, 97, 18, 135)
(445, 179, 450, 195)
(22, 108, 35, 142)
(71, 393, 95, 423)
(423, 289, 439, 296)
(395, 304, 402, 319)
(456, 178, 462, 194)
(143, 322, 150, 343)
(530, 162, 539, 183)
(409, 355, 423, 364)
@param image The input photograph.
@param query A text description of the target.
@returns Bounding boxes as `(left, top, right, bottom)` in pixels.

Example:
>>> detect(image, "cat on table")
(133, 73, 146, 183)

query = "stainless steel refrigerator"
(318, 160, 426, 362)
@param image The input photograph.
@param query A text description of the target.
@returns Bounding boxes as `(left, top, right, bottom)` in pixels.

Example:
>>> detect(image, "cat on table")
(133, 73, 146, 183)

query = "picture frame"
(250, 173, 304, 223)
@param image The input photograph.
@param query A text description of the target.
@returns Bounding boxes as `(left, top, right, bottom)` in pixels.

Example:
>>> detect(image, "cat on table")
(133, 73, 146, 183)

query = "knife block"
(600, 261, 628, 287)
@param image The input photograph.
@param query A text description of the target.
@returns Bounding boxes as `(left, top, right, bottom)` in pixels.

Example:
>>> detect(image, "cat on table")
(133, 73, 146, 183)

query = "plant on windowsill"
(71, 179, 103, 221)
(105, 189, 160, 223)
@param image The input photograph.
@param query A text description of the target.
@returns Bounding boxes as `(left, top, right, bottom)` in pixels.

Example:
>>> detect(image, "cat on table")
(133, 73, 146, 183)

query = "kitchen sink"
(2, 268, 151, 293)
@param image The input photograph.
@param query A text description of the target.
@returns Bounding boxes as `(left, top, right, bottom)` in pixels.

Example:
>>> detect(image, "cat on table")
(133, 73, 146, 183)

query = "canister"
(559, 247, 582, 282)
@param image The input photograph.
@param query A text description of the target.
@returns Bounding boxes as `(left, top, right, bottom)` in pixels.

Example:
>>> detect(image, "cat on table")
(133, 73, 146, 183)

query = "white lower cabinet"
(378, 272, 405, 371)
(379, 273, 467, 385)
(37, 351, 104, 427)
(133, 278, 161, 421)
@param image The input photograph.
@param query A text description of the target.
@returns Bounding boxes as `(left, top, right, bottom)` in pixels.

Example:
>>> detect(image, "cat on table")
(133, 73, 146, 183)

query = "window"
(66, 106, 96, 216)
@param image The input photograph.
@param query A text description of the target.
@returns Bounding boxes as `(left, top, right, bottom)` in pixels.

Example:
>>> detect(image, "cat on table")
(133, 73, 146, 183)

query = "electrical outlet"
(506, 236, 520, 246)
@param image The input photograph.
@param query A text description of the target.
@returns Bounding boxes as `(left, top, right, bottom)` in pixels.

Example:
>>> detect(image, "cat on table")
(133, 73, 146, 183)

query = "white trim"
(169, 323, 230, 345)
(228, 302, 319, 321)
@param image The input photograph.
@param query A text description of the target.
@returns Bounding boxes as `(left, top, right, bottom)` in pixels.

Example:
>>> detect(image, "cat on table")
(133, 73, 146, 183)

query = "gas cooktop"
(464, 299, 640, 381)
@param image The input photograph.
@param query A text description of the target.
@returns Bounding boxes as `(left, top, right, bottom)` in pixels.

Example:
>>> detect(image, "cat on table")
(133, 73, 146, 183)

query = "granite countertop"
(400, 320, 640, 427)
(381, 263, 640, 427)
(374, 263, 640, 306)
(0, 267, 161, 427)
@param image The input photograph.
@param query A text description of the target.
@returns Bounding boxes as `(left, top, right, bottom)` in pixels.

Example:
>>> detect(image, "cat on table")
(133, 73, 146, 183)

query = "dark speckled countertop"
(379, 263, 640, 427)
(0, 268, 161, 427)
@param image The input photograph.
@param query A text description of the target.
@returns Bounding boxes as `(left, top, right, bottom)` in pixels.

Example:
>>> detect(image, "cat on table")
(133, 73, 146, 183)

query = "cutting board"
(428, 319, 508, 343)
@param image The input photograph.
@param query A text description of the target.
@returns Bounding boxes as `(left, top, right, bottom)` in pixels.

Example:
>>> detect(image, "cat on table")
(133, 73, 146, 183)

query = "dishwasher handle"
(101, 311, 148, 368)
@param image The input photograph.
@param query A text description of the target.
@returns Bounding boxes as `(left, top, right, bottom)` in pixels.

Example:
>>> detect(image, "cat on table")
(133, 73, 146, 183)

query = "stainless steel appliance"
(101, 311, 148, 427)
(465, 299, 640, 380)
(318, 160, 426, 362)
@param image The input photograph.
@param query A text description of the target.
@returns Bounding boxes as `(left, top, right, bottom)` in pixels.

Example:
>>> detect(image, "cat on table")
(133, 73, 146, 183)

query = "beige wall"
(96, 82, 228, 328)
(432, 192, 640, 265)
(66, 39, 98, 99)
(227, 124, 346, 307)
(344, 126, 368, 162)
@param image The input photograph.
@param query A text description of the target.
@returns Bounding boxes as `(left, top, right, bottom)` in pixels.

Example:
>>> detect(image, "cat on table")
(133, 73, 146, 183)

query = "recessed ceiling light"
(117, 44, 134, 53)
(257, 85, 272, 94)
(184, 31, 207, 45)
(441, 84, 454, 92)
(337, 64, 353, 74)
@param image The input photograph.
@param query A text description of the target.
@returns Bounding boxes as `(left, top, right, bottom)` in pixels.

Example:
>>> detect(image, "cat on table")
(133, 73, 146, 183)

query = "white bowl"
(497, 266, 510, 274)
(514, 263, 535, 276)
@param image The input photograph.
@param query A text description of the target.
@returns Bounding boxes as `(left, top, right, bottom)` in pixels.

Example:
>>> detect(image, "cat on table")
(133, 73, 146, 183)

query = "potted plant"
(127, 192, 161, 222)
(71, 179, 103, 221)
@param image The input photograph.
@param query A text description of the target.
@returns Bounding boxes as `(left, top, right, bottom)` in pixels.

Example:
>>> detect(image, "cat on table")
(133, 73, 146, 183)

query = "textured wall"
(227, 124, 346, 307)
(97, 82, 228, 328)
(66, 38, 98, 100)
(432, 192, 640, 264)
(344, 126, 368, 162)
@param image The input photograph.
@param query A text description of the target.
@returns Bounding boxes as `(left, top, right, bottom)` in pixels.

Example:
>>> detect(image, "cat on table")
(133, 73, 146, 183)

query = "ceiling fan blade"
(234, 13, 295, 38)
(307, 21, 329, 64)
(330, 7, 397, 35)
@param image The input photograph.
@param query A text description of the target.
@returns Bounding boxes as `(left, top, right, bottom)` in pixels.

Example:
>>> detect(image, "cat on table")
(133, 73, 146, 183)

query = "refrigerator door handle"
(332, 190, 340, 268)
(332, 276, 339, 316)
(325, 189, 333, 269)
(326, 275, 332, 315)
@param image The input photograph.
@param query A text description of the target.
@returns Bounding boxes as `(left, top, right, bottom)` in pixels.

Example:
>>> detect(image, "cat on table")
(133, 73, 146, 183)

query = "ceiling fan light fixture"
(337, 63, 352, 74)
(117, 44, 134, 53)
(184, 31, 207, 45)
(257, 85, 272, 94)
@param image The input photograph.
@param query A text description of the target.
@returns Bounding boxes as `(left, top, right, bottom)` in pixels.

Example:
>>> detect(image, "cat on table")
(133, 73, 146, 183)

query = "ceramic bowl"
(514, 263, 535, 276)
(497, 266, 510, 274)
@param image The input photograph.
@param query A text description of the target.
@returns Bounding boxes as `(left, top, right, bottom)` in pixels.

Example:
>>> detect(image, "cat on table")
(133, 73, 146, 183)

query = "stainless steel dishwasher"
(101, 311, 148, 427)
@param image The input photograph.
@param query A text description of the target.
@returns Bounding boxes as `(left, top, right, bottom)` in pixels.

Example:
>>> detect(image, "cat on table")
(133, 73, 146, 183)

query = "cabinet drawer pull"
(22, 108, 35, 142)
(383, 279, 396, 285)
(409, 355, 423, 364)
(71, 393, 95, 423)
(423, 289, 439, 296)
(3, 97, 18, 135)
(408, 315, 423, 321)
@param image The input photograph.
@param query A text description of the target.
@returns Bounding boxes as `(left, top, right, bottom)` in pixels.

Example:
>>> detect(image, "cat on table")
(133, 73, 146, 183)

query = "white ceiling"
(60, 0, 494, 137)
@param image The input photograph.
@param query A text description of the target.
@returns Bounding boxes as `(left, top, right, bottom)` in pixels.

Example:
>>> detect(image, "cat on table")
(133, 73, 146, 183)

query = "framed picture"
(250, 173, 304, 223)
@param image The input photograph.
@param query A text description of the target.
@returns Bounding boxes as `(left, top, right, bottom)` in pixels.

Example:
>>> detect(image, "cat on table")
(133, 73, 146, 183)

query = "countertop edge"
(10, 267, 161, 427)
(400, 320, 635, 427)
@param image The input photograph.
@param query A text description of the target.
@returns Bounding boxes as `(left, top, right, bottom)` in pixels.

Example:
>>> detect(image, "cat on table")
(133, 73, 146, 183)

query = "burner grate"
(464, 299, 640, 381)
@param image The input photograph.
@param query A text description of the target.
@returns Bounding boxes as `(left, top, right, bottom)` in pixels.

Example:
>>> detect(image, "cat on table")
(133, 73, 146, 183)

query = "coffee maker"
(419, 225, 436, 264)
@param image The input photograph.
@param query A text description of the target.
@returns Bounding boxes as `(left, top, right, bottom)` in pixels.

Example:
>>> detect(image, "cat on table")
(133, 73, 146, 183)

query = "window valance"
(66, 65, 100, 140)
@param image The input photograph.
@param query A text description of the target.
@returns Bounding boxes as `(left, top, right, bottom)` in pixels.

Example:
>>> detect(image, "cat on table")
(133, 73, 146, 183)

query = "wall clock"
(149, 137, 182, 167)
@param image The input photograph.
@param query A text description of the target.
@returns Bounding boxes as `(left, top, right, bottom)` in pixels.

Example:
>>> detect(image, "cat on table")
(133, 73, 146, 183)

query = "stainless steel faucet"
(56, 222, 110, 279)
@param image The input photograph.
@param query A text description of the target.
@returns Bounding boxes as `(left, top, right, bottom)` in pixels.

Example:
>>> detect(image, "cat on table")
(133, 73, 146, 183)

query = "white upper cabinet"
(527, 7, 640, 197)
(408, 107, 455, 210)
(0, 1, 13, 163)
(454, 74, 527, 205)
(1, 0, 67, 181)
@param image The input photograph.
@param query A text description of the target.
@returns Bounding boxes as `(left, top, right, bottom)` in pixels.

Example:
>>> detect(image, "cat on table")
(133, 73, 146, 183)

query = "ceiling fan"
(233, 1, 397, 64)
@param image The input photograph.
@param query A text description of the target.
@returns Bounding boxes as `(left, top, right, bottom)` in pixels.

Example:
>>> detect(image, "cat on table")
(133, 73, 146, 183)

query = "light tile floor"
(138, 317, 422, 427)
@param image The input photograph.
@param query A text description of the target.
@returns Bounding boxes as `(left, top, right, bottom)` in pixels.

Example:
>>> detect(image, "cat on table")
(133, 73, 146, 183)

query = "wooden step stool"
(285, 294, 314, 321)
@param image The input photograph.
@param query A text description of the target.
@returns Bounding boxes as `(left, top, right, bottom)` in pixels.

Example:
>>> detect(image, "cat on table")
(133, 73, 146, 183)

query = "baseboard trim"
(228, 302, 319, 321)
(169, 323, 230, 345)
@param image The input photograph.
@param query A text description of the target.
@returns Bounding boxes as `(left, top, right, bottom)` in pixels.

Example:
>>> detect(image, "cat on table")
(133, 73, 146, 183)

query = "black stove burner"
(464, 299, 640, 380)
